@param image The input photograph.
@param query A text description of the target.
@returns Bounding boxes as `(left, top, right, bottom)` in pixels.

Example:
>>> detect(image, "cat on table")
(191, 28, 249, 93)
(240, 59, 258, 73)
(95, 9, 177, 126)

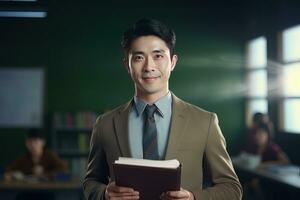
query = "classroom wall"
(0, 1, 246, 166)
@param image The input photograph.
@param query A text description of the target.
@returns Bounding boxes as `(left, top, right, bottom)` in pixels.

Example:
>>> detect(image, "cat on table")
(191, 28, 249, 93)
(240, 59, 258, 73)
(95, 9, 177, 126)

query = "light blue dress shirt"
(128, 92, 172, 159)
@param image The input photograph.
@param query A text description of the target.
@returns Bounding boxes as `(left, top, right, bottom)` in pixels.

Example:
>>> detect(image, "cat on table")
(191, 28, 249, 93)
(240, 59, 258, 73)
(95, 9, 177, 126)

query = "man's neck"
(31, 151, 43, 164)
(257, 144, 267, 155)
(136, 90, 169, 105)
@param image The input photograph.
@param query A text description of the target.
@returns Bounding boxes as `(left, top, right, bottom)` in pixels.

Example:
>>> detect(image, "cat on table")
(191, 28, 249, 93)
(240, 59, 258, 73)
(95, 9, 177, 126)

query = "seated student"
(4, 129, 68, 181)
(247, 112, 274, 139)
(243, 122, 290, 166)
(239, 123, 290, 200)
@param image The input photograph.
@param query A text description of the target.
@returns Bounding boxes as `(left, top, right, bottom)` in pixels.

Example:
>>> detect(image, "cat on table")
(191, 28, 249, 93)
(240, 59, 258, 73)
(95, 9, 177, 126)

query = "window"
(282, 100, 300, 132)
(279, 25, 300, 133)
(0, 0, 47, 18)
(245, 37, 268, 126)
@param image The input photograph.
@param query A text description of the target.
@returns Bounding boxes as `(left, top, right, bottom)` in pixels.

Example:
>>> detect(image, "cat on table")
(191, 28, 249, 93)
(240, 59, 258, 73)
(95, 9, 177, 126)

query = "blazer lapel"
(113, 100, 133, 158)
(165, 94, 188, 159)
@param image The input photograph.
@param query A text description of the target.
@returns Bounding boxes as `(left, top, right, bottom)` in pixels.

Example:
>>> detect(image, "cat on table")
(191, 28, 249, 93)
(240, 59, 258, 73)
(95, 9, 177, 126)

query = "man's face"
(254, 129, 268, 147)
(125, 35, 177, 100)
(26, 138, 45, 156)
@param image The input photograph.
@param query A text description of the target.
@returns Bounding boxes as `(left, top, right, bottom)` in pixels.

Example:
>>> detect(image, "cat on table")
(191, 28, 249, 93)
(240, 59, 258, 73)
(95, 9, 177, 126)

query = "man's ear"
(123, 58, 130, 74)
(171, 55, 178, 71)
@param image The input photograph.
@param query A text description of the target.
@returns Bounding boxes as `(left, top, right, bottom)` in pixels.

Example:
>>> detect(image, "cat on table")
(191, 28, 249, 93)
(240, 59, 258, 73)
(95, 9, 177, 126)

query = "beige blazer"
(83, 94, 242, 200)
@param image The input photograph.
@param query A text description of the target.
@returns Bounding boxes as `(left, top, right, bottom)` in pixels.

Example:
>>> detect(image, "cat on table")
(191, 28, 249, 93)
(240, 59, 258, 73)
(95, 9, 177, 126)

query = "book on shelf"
(71, 157, 87, 180)
(53, 111, 99, 129)
(113, 157, 181, 200)
(78, 132, 89, 152)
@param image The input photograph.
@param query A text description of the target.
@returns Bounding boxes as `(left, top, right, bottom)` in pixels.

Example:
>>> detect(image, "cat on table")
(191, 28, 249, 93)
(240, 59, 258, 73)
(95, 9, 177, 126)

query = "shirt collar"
(133, 91, 172, 118)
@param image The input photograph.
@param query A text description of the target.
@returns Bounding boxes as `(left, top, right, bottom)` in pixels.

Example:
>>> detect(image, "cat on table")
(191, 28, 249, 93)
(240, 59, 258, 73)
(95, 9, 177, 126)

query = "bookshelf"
(51, 111, 99, 180)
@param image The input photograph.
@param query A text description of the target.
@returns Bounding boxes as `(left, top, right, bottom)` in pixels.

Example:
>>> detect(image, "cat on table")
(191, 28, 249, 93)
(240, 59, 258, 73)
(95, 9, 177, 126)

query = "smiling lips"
(142, 72, 161, 82)
(142, 76, 159, 82)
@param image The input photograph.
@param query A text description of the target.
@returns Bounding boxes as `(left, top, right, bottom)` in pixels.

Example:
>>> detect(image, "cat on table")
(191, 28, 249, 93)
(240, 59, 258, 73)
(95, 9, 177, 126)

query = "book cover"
(113, 157, 181, 200)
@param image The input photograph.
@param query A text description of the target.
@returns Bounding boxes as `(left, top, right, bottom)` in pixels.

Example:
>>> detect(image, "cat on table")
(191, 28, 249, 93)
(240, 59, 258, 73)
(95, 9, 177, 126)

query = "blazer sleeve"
(83, 116, 109, 200)
(191, 113, 243, 200)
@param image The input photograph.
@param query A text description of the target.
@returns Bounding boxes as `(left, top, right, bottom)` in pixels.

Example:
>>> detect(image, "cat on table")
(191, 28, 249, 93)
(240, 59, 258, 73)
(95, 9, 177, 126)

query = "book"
(113, 157, 181, 200)
(231, 152, 261, 169)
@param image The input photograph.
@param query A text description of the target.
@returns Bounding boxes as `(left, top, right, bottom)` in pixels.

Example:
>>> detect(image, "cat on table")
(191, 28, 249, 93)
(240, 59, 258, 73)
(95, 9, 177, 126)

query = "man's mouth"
(142, 76, 159, 82)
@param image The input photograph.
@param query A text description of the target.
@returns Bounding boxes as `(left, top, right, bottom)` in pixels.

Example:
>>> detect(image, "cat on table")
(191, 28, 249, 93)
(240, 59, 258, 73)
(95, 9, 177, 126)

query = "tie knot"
(144, 104, 157, 118)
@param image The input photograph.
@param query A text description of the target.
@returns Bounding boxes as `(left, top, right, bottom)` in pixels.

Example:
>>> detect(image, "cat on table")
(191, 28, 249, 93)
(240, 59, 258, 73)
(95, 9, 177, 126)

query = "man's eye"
(155, 54, 163, 59)
(134, 56, 143, 61)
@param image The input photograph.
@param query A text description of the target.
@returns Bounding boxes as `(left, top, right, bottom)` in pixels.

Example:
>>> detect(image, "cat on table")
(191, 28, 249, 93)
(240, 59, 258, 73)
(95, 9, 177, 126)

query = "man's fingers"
(108, 193, 140, 200)
(109, 197, 139, 200)
(113, 186, 136, 193)
(107, 190, 139, 200)
(161, 188, 192, 199)
(167, 191, 187, 198)
(106, 181, 139, 199)
(107, 182, 136, 193)
(108, 191, 139, 197)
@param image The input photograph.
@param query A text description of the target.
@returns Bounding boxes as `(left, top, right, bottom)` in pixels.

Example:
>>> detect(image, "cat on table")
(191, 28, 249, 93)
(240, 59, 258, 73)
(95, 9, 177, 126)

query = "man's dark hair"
(121, 18, 176, 56)
(26, 128, 44, 139)
(252, 112, 264, 124)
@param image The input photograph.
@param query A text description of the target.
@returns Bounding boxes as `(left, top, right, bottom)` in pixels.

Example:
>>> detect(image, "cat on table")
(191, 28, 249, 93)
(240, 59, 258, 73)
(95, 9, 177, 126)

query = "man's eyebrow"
(131, 49, 166, 55)
(153, 49, 165, 53)
(131, 51, 144, 55)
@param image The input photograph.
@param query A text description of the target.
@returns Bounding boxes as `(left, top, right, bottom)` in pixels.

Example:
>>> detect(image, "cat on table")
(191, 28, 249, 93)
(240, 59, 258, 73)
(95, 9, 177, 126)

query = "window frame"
(245, 36, 268, 127)
(278, 25, 300, 134)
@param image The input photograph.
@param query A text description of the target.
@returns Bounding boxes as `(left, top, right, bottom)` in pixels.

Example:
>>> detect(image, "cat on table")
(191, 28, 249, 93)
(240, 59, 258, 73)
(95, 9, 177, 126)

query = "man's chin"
(136, 83, 166, 96)
(142, 87, 161, 94)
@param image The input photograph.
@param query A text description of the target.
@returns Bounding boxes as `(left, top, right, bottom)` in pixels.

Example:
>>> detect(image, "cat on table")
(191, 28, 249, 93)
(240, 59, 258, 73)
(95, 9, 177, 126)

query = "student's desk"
(234, 164, 300, 199)
(0, 180, 83, 200)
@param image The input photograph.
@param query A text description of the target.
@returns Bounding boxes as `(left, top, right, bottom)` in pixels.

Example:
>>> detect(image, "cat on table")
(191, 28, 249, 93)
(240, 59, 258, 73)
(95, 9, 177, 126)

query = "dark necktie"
(143, 104, 159, 160)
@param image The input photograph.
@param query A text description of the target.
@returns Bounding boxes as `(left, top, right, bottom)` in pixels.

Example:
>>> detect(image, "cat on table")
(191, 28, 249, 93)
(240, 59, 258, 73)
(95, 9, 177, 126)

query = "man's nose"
(144, 57, 156, 71)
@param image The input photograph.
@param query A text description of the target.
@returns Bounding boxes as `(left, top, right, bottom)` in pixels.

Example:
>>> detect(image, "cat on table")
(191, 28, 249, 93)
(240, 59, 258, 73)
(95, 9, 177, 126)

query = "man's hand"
(105, 181, 139, 200)
(33, 165, 44, 176)
(4, 172, 13, 181)
(160, 188, 194, 200)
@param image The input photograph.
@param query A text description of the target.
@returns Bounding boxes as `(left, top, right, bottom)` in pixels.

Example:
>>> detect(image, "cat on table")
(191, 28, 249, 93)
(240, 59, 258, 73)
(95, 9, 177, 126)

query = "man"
(5, 129, 68, 200)
(83, 19, 242, 200)
(5, 129, 68, 181)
